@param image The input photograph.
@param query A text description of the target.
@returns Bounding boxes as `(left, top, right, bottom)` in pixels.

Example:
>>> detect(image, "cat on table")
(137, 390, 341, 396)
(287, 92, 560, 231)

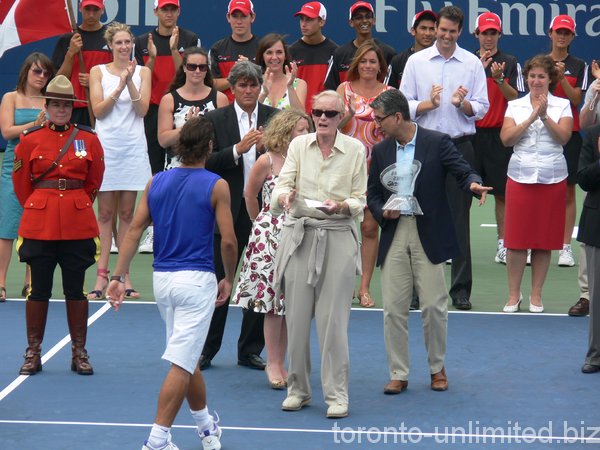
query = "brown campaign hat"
(33, 75, 87, 103)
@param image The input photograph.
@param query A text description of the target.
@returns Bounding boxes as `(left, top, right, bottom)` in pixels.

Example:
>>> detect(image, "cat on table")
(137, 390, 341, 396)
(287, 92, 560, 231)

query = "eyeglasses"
(373, 113, 394, 125)
(185, 63, 209, 72)
(31, 67, 50, 78)
(312, 109, 340, 118)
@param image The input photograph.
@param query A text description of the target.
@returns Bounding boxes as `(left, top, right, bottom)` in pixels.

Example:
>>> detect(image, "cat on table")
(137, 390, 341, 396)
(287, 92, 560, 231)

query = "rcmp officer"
(12, 75, 105, 376)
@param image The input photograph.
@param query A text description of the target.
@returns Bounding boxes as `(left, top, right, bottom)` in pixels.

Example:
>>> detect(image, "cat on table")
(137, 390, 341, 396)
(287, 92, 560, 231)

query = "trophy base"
(383, 195, 423, 215)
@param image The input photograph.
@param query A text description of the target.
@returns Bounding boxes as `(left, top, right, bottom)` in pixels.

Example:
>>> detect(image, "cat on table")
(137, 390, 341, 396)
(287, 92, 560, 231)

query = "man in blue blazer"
(576, 124, 600, 374)
(202, 61, 279, 370)
(367, 89, 490, 394)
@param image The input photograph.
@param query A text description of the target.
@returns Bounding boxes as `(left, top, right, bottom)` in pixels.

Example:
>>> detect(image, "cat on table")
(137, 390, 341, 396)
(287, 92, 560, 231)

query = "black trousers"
(17, 238, 97, 301)
(144, 104, 167, 175)
(202, 202, 265, 360)
(446, 138, 474, 301)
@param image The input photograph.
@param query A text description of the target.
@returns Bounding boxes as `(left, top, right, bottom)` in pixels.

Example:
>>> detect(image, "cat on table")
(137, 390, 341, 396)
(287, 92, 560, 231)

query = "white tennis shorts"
(153, 270, 217, 374)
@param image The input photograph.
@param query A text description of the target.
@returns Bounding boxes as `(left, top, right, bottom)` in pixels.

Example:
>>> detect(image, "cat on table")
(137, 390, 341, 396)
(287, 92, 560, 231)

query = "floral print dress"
(233, 161, 285, 315)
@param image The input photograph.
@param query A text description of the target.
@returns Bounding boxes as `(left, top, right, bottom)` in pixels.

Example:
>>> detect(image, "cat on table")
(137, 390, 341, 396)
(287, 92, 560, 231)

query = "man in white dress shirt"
(400, 5, 489, 311)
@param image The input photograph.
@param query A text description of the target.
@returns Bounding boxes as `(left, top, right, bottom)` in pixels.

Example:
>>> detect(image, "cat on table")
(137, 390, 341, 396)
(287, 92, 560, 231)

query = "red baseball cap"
(154, 0, 179, 8)
(80, 0, 104, 8)
(549, 14, 576, 33)
(476, 12, 502, 33)
(295, 2, 327, 20)
(228, 0, 255, 16)
(349, 1, 374, 20)
(411, 10, 437, 28)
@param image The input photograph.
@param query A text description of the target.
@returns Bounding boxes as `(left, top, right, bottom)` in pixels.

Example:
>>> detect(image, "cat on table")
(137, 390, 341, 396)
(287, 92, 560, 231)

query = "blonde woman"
(233, 109, 312, 389)
(88, 22, 151, 299)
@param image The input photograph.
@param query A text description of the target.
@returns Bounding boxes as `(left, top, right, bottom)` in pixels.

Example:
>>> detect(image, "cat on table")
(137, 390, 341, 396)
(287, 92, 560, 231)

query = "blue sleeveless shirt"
(148, 168, 220, 273)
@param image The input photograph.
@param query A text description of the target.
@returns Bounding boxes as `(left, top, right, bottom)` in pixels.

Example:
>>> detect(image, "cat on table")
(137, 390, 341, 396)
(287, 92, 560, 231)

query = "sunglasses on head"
(185, 63, 209, 72)
(312, 109, 339, 118)
(31, 67, 50, 77)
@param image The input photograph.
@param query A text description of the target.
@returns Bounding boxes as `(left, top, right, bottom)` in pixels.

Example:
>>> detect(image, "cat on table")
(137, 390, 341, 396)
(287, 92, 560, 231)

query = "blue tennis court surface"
(0, 300, 597, 449)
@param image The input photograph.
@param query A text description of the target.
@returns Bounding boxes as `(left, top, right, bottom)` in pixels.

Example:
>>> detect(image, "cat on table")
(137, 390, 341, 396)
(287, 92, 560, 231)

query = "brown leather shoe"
(568, 298, 589, 316)
(71, 347, 94, 375)
(384, 380, 408, 395)
(431, 367, 448, 391)
(20, 347, 42, 375)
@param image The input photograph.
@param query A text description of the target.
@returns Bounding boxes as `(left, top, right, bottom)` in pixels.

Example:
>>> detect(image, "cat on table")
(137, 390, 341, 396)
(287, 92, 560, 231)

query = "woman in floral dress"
(233, 109, 312, 389)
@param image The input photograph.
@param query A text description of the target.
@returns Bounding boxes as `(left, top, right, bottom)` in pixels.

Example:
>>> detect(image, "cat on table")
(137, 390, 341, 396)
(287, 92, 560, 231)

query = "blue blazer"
(368, 126, 482, 266)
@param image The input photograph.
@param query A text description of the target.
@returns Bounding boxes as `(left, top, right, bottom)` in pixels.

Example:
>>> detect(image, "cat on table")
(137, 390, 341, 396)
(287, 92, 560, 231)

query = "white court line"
(481, 224, 579, 238)
(0, 302, 112, 402)
(0, 419, 597, 444)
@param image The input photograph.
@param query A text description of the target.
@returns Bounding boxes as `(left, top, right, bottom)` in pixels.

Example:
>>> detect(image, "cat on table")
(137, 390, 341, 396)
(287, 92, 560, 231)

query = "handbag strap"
(31, 128, 80, 185)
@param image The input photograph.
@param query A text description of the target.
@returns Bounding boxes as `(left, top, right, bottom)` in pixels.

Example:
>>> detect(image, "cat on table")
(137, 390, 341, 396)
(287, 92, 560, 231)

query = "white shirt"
(505, 93, 572, 184)
(233, 101, 259, 191)
(400, 43, 489, 138)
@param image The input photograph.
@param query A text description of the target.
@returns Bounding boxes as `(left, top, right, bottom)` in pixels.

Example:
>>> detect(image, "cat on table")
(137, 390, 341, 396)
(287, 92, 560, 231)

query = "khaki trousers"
(283, 227, 356, 407)
(381, 216, 448, 380)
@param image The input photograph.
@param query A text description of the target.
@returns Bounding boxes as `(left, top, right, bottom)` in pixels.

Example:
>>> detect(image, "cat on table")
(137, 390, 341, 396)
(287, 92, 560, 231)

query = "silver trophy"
(379, 160, 423, 214)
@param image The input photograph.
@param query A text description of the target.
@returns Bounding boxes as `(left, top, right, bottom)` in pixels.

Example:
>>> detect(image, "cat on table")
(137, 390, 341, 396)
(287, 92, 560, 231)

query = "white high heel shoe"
(503, 293, 523, 313)
(529, 296, 544, 313)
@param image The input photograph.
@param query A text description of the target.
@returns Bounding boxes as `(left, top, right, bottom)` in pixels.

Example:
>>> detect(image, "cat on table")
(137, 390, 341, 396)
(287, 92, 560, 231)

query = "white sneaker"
(558, 245, 575, 267)
(142, 439, 179, 450)
(110, 237, 118, 254)
(526, 249, 531, 266)
(495, 242, 506, 264)
(138, 228, 154, 254)
(198, 414, 222, 450)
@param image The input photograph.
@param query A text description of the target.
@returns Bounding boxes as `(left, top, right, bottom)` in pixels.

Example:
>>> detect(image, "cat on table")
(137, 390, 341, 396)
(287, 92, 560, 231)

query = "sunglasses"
(185, 63, 209, 72)
(312, 109, 339, 118)
(31, 67, 50, 77)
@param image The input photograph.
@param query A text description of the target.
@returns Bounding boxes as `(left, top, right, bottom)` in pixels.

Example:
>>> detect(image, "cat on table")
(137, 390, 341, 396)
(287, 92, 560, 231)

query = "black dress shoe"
(452, 297, 472, 310)
(238, 354, 266, 370)
(581, 363, 600, 374)
(410, 297, 420, 311)
(198, 354, 211, 370)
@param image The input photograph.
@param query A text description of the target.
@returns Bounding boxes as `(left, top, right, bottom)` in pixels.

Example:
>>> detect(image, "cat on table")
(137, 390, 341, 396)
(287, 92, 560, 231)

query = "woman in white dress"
(88, 22, 151, 299)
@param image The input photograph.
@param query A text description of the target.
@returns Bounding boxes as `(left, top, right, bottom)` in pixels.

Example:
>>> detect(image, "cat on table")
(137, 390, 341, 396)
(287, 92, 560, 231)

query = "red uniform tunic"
(12, 123, 104, 241)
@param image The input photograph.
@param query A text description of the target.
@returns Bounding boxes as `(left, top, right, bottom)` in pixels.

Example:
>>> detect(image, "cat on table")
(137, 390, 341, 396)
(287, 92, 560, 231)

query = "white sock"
(563, 243, 571, 250)
(190, 407, 212, 431)
(147, 225, 154, 238)
(147, 423, 170, 449)
(498, 239, 504, 246)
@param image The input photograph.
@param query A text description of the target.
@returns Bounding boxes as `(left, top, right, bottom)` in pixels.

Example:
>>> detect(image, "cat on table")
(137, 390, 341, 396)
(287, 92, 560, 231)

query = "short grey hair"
(312, 90, 344, 113)
(227, 60, 263, 86)
(370, 89, 410, 121)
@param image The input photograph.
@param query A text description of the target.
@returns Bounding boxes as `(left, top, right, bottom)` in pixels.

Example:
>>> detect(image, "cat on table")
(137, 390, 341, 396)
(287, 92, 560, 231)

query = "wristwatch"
(110, 275, 125, 283)
(456, 100, 464, 109)
(540, 115, 549, 122)
(495, 76, 505, 85)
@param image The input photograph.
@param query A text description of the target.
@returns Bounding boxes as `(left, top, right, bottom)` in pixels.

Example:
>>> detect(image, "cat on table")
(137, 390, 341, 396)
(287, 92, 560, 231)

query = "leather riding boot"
(66, 300, 93, 375)
(19, 300, 50, 375)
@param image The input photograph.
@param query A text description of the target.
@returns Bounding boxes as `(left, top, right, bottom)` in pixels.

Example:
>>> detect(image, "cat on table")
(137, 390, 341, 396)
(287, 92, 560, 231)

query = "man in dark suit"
(367, 89, 490, 394)
(202, 60, 279, 370)
(576, 124, 600, 374)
